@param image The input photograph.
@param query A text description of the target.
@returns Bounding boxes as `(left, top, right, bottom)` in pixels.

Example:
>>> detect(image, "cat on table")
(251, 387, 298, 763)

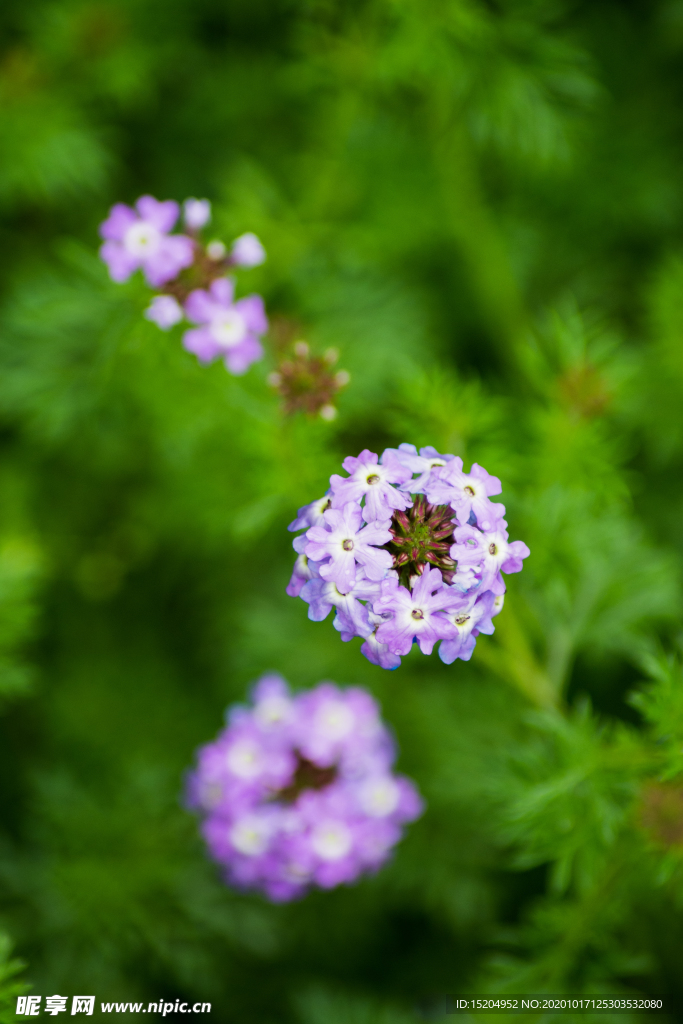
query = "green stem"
(475, 602, 559, 710)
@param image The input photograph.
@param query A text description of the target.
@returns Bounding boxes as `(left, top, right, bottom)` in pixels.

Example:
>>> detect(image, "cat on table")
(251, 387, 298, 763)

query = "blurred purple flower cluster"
(287, 445, 530, 670)
(99, 195, 267, 375)
(186, 675, 422, 901)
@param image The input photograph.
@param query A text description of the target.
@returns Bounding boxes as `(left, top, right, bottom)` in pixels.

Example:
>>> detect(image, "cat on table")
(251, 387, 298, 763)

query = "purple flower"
(186, 676, 423, 901)
(249, 673, 296, 726)
(184, 198, 211, 230)
(144, 294, 184, 330)
(286, 553, 321, 598)
(288, 494, 332, 532)
(333, 593, 378, 643)
(425, 459, 505, 529)
(360, 629, 402, 671)
(438, 590, 497, 665)
(450, 523, 530, 595)
(286, 443, 528, 669)
(304, 502, 393, 593)
(231, 232, 266, 268)
(183, 277, 267, 375)
(294, 682, 387, 766)
(300, 571, 386, 641)
(330, 450, 412, 523)
(373, 566, 465, 656)
(99, 196, 194, 287)
(384, 443, 456, 494)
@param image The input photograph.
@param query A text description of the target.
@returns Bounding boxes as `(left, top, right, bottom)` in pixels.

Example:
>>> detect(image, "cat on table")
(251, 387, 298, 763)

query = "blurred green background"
(4, 0, 683, 1020)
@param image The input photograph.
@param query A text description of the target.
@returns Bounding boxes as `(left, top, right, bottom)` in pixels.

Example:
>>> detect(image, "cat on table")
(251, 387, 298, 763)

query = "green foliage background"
(2, 0, 683, 1020)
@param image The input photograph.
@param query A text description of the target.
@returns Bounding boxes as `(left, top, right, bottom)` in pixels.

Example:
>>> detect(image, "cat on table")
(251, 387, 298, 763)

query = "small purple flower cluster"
(99, 195, 267, 375)
(186, 675, 422, 901)
(287, 445, 530, 670)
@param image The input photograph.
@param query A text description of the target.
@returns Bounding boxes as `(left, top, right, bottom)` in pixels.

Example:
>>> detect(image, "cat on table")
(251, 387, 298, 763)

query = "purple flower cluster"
(99, 195, 267, 375)
(186, 675, 423, 901)
(287, 445, 530, 670)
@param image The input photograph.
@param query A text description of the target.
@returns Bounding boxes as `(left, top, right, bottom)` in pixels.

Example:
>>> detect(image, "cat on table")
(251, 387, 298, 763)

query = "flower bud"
(206, 240, 227, 260)
(183, 197, 211, 230)
(231, 232, 266, 268)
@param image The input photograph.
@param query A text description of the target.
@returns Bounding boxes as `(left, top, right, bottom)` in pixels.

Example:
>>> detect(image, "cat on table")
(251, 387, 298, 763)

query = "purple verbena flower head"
(184, 198, 211, 231)
(183, 276, 267, 375)
(287, 445, 529, 669)
(186, 675, 423, 901)
(231, 232, 266, 268)
(99, 196, 194, 287)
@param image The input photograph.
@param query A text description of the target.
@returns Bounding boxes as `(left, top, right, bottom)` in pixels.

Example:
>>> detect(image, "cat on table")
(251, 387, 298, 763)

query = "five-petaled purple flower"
(99, 196, 194, 287)
(450, 522, 530, 596)
(438, 590, 499, 665)
(330, 450, 412, 523)
(373, 566, 463, 656)
(183, 277, 268, 375)
(304, 502, 393, 593)
(287, 445, 529, 669)
(385, 443, 456, 494)
(425, 459, 505, 531)
(186, 674, 423, 902)
(301, 569, 388, 641)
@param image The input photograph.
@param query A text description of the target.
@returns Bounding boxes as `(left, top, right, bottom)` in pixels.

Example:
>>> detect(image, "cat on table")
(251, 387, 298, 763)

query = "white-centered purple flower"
(288, 494, 332, 532)
(186, 675, 423, 901)
(231, 232, 266, 268)
(330, 449, 412, 523)
(300, 570, 388, 641)
(287, 445, 529, 669)
(373, 566, 463, 656)
(184, 197, 211, 231)
(99, 196, 194, 287)
(438, 590, 497, 665)
(183, 276, 268, 375)
(425, 459, 505, 530)
(385, 443, 456, 494)
(450, 523, 530, 596)
(144, 294, 184, 330)
(304, 502, 393, 593)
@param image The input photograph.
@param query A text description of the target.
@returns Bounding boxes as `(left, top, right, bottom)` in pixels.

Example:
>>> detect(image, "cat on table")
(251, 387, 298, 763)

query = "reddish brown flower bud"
(268, 339, 350, 418)
(384, 495, 458, 588)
